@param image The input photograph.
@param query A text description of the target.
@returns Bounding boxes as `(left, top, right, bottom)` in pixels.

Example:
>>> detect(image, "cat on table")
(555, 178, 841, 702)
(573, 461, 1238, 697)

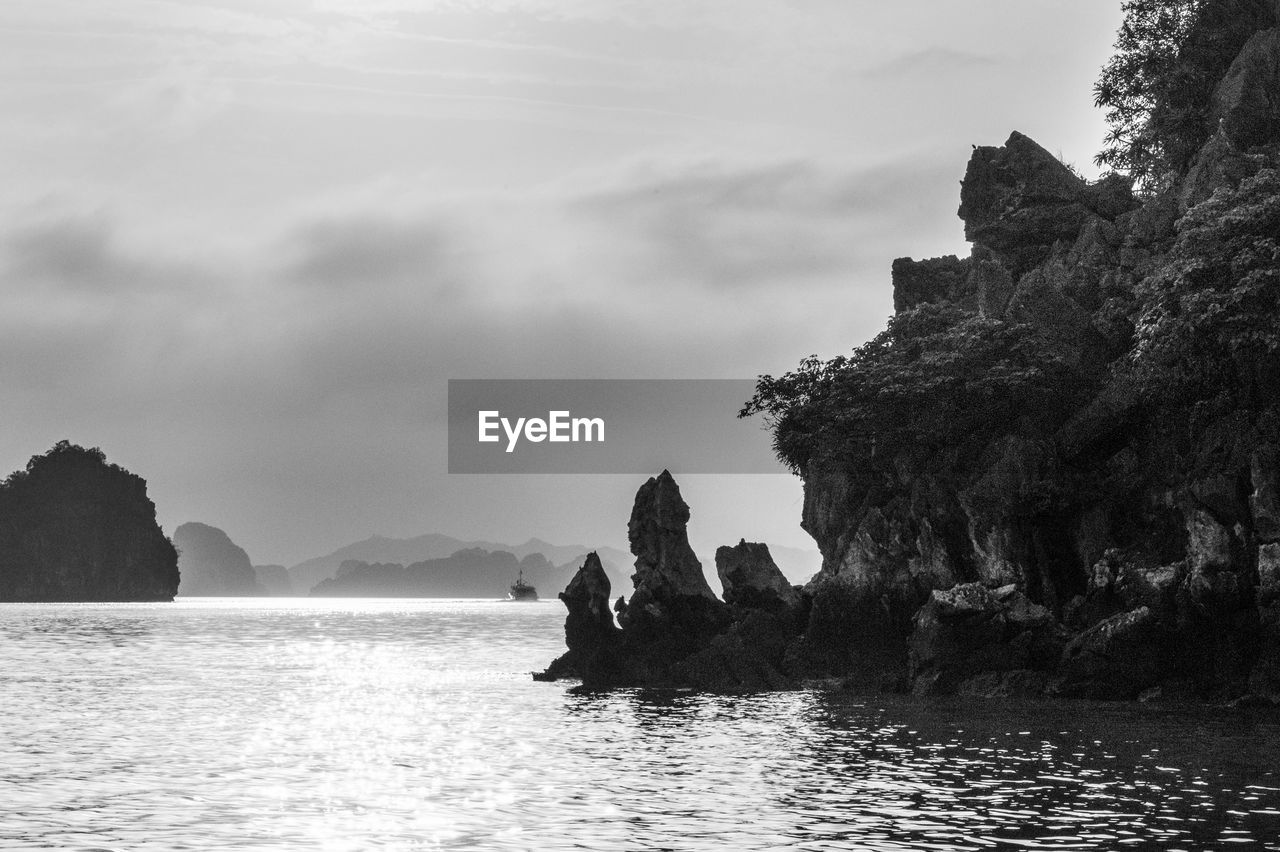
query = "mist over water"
(2, 599, 1279, 851)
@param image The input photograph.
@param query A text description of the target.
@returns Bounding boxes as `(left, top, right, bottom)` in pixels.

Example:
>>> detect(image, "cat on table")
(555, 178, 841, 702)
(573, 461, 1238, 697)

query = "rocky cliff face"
(174, 522, 265, 596)
(795, 19, 1280, 701)
(541, 16, 1280, 702)
(0, 442, 179, 602)
(538, 472, 802, 692)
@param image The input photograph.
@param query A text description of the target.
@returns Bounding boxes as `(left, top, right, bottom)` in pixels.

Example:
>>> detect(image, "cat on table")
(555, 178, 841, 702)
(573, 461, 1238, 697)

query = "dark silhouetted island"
(174, 522, 265, 596)
(309, 548, 566, 598)
(541, 8, 1280, 702)
(0, 441, 179, 602)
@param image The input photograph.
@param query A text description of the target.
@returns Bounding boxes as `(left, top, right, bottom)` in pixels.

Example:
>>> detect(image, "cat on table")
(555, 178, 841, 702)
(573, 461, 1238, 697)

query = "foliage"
(1130, 165, 1280, 403)
(740, 304, 1082, 474)
(0, 441, 146, 519)
(1093, 0, 1275, 190)
(2, 441, 118, 489)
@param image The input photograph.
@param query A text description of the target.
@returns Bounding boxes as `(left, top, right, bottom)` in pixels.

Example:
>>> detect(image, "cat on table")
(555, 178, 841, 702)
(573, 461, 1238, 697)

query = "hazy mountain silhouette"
(310, 549, 579, 598)
(175, 522, 264, 596)
(252, 564, 293, 595)
(288, 532, 819, 598)
(289, 534, 634, 596)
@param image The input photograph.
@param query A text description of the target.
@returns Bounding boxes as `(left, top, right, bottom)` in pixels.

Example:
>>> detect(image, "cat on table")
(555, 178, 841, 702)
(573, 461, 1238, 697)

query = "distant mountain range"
(309, 549, 579, 599)
(287, 533, 636, 597)
(287, 532, 821, 599)
(171, 523, 821, 600)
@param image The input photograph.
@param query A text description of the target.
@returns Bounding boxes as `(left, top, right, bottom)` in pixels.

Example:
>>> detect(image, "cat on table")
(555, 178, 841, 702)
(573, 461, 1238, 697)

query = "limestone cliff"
(174, 522, 265, 596)
(542, 10, 1280, 701)
(784, 16, 1280, 700)
(0, 442, 179, 602)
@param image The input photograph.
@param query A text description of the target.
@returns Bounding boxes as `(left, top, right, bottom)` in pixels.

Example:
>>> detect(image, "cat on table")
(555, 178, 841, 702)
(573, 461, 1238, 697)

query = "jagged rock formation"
(786, 15, 1280, 702)
(534, 552, 620, 682)
(542, 14, 1280, 702)
(0, 442, 179, 601)
(716, 540, 800, 611)
(253, 564, 294, 595)
(618, 471, 723, 641)
(538, 472, 800, 692)
(907, 583, 1065, 697)
(175, 522, 265, 596)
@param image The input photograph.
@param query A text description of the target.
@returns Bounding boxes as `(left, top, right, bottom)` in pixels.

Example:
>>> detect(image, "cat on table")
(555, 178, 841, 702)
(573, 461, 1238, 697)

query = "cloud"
(564, 154, 964, 291)
(284, 217, 460, 290)
(862, 47, 999, 81)
(0, 146, 970, 569)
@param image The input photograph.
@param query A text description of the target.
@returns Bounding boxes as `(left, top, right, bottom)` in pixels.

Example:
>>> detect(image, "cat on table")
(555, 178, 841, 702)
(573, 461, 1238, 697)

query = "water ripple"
(1, 599, 1278, 850)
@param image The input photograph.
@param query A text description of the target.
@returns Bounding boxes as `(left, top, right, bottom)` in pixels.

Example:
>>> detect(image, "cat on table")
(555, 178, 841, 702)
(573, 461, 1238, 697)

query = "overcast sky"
(0, 1, 1124, 566)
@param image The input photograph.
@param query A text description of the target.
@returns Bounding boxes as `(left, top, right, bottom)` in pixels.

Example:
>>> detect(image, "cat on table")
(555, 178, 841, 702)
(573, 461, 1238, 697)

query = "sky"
(0, 1, 1125, 567)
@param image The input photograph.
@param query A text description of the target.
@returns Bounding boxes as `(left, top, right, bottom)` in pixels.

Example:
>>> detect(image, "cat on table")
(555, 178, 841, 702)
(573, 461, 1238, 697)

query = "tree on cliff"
(740, 304, 1082, 476)
(1130, 165, 1280, 407)
(1093, 0, 1276, 189)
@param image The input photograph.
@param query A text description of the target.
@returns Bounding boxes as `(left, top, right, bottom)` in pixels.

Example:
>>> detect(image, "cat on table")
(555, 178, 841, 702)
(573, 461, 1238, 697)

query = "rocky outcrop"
(538, 472, 801, 692)
(542, 18, 1280, 703)
(1212, 28, 1280, 150)
(958, 131, 1133, 278)
(1053, 606, 1170, 699)
(625, 471, 717, 601)
(776, 18, 1280, 702)
(175, 522, 265, 596)
(617, 470, 726, 646)
(253, 564, 294, 595)
(534, 552, 619, 682)
(0, 442, 179, 602)
(715, 540, 800, 612)
(908, 583, 1065, 696)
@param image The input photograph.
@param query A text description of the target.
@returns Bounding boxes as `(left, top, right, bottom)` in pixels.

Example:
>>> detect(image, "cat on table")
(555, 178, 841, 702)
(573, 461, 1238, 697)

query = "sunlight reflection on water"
(1, 599, 1279, 850)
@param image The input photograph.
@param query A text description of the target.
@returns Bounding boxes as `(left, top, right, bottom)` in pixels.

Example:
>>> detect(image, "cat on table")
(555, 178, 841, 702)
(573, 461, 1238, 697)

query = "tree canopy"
(740, 304, 1082, 475)
(1093, 0, 1277, 190)
(1129, 165, 1280, 404)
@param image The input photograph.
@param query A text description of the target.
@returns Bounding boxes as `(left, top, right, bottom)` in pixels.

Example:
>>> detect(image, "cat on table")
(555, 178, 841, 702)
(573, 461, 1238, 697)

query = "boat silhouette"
(507, 570, 538, 601)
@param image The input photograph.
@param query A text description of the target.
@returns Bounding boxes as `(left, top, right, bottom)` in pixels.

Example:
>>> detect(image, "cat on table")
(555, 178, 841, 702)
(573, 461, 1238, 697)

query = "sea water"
(2, 598, 1279, 851)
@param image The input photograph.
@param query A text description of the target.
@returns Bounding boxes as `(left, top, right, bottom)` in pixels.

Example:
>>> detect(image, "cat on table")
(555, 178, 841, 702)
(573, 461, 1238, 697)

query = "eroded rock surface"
(541, 16, 1280, 703)
(716, 540, 800, 612)
(538, 473, 796, 692)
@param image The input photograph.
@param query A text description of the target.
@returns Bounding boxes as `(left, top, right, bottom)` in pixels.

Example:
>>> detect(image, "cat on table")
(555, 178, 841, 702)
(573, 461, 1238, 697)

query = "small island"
(0, 441, 179, 602)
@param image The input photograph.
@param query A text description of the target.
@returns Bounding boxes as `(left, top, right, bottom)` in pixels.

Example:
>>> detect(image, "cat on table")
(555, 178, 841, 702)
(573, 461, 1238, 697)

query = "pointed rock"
(617, 470, 728, 659)
(534, 552, 620, 682)
(715, 540, 800, 611)
(560, 552, 618, 652)
(625, 470, 716, 604)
